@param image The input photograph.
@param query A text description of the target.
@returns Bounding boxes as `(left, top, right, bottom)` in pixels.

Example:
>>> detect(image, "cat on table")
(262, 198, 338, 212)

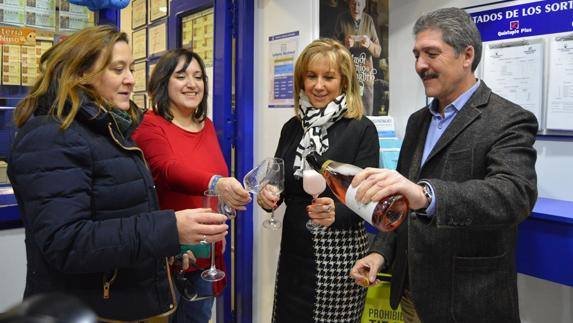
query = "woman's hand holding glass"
(256, 185, 280, 211)
(215, 176, 251, 212)
(174, 208, 229, 245)
(258, 183, 284, 230)
(244, 157, 285, 230)
(306, 197, 336, 228)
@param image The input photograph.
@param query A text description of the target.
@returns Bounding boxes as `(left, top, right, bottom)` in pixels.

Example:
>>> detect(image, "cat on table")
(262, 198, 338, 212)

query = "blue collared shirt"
(420, 80, 481, 216)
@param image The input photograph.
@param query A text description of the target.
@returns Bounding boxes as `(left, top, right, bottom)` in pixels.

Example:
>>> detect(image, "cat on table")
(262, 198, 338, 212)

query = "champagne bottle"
(306, 152, 408, 231)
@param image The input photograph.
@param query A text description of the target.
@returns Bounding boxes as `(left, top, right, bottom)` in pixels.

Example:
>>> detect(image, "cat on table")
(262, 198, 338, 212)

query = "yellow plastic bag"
(361, 274, 404, 323)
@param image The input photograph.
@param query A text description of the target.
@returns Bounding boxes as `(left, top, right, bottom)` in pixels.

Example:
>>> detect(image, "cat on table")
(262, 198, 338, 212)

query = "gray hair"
(413, 7, 482, 72)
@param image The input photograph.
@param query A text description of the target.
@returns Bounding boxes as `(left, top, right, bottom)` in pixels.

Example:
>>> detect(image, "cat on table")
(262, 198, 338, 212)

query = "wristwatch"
(415, 180, 432, 214)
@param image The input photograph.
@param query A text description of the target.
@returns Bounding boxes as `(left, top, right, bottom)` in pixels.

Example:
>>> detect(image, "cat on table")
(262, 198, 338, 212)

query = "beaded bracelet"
(209, 175, 222, 192)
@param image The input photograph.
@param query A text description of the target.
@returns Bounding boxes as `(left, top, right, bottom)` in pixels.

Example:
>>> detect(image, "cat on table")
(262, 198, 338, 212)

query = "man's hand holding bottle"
(351, 168, 429, 211)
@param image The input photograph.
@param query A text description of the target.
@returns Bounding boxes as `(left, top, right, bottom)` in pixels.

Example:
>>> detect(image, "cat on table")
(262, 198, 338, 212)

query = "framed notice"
(148, 60, 157, 78)
(482, 39, 544, 128)
(133, 60, 147, 92)
(132, 28, 147, 60)
(21, 45, 37, 86)
(148, 0, 167, 23)
(132, 92, 147, 111)
(546, 34, 573, 131)
(148, 21, 166, 56)
(181, 8, 214, 67)
(131, 0, 146, 29)
(35, 40, 52, 65)
(0, 3, 26, 26)
(25, 0, 56, 30)
(2, 44, 21, 85)
(58, 0, 94, 32)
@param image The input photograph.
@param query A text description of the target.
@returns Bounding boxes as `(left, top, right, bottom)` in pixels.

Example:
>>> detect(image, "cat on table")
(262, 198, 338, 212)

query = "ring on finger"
(199, 235, 208, 245)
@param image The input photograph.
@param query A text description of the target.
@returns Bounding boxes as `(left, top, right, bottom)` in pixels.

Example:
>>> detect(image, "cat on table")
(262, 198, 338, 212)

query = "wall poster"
(320, 0, 389, 116)
(268, 31, 298, 108)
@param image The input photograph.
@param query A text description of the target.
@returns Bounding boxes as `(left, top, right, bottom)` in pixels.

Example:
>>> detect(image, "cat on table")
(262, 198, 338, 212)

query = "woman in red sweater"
(133, 49, 250, 323)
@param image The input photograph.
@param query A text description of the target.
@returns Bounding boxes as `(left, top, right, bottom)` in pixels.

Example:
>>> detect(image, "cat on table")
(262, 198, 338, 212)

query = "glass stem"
(209, 242, 216, 270)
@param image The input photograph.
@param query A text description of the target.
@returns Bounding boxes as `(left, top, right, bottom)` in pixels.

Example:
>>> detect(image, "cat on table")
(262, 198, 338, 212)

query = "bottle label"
(345, 184, 377, 225)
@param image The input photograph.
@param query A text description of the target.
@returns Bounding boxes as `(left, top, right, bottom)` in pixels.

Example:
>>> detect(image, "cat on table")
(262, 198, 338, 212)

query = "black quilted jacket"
(8, 96, 180, 321)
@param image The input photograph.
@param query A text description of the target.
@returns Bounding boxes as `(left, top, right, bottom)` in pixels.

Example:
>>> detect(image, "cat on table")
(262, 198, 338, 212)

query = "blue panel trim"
(212, 1, 233, 322)
(0, 86, 29, 102)
(98, 8, 120, 27)
(517, 217, 573, 287)
(234, 1, 254, 323)
(213, 0, 233, 165)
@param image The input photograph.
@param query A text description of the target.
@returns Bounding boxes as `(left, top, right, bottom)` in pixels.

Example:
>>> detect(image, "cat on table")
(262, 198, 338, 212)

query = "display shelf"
(0, 186, 20, 230)
(530, 197, 573, 224)
(517, 197, 573, 287)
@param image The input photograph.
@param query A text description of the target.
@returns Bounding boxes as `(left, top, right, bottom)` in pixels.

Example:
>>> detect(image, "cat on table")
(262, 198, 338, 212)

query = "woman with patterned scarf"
(257, 38, 379, 322)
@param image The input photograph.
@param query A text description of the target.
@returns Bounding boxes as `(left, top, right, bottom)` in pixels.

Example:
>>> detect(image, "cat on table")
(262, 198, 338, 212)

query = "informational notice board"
(467, 0, 573, 134)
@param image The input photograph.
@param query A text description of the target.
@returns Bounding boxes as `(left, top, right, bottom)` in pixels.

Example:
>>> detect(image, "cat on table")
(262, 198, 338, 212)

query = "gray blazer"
(371, 81, 538, 322)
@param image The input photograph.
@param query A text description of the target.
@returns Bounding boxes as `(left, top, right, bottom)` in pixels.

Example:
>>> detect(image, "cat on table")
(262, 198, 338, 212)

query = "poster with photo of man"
(320, 0, 389, 116)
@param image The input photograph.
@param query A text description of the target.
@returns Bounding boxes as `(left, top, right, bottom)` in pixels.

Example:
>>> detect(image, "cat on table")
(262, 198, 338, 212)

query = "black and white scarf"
(293, 91, 347, 178)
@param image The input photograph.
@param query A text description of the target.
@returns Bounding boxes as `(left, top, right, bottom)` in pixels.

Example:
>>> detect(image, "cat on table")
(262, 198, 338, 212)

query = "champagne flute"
(201, 190, 225, 282)
(303, 168, 327, 232)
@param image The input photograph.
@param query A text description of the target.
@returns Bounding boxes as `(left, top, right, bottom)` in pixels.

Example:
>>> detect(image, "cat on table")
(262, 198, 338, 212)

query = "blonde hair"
(14, 25, 133, 129)
(294, 38, 363, 119)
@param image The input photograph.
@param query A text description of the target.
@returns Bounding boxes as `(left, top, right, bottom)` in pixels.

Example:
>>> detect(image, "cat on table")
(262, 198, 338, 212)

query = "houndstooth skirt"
(272, 222, 368, 323)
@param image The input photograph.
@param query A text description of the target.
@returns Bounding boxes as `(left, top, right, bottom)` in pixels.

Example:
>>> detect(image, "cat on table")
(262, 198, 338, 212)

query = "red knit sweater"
(133, 111, 228, 210)
(133, 111, 228, 294)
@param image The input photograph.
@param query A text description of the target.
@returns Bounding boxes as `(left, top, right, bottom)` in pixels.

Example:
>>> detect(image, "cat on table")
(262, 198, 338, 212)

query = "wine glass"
(201, 190, 225, 282)
(261, 159, 284, 230)
(303, 168, 327, 232)
(243, 158, 285, 230)
(243, 157, 274, 194)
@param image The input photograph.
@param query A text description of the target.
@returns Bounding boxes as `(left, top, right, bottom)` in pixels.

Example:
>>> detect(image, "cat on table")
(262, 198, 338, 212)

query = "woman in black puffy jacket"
(7, 25, 229, 322)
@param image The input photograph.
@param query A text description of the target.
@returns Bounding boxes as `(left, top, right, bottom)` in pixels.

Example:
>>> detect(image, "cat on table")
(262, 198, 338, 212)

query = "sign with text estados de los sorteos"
(0, 26, 36, 45)
(468, 0, 573, 41)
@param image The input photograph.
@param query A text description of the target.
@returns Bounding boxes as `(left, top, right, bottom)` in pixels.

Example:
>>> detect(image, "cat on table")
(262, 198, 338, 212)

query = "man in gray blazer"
(349, 7, 538, 323)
